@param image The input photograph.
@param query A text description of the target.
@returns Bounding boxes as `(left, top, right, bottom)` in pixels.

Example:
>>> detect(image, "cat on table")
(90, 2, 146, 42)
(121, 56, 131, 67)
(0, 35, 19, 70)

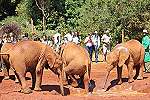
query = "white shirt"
(101, 34, 111, 43)
(41, 40, 48, 44)
(91, 34, 100, 47)
(72, 36, 80, 44)
(64, 33, 73, 42)
(84, 36, 93, 47)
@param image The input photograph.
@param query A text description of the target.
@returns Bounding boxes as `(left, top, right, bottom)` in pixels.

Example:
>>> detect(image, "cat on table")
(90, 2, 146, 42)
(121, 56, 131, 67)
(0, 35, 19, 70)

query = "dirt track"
(1, 62, 150, 100)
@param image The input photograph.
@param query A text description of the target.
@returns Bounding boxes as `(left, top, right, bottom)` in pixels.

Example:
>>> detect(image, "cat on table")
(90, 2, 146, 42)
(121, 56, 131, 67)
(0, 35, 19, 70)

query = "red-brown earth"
(0, 62, 150, 100)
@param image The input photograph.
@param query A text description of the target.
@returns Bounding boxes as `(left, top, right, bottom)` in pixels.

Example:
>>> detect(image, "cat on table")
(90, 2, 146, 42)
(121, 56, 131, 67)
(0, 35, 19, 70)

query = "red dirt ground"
(1, 62, 150, 100)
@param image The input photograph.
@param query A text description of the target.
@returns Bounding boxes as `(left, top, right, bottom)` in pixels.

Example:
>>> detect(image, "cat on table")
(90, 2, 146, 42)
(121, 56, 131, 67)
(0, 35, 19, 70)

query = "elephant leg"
(117, 66, 122, 85)
(34, 67, 43, 91)
(83, 72, 89, 94)
(14, 70, 31, 94)
(127, 63, 134, 83)
(18, 73, 32, 94)
(137, 63, 144, 80)
(63, 62, 74, 85)
(31, 71, 36, 90)
(69, 75, 78, 87)
(34, 57, 46, 91)
(14, 63, 32, 94)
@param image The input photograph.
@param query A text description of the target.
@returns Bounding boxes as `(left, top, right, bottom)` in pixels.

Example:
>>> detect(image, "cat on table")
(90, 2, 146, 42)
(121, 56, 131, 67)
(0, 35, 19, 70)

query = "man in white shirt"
(53, 32, 61, 52)
(91, 31, 100, 63)
(64, 32, 73, 44)
(101, 31, 111, 61)
(72, 32, 80, 45)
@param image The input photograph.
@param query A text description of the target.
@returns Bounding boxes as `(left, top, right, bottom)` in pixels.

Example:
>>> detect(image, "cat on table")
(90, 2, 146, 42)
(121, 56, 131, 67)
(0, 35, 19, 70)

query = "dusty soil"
(1, 62, 150, 100)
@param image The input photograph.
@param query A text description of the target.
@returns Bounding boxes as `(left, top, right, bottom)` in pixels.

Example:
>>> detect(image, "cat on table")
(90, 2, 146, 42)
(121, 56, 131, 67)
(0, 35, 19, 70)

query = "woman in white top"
(84, 33, 94, 61)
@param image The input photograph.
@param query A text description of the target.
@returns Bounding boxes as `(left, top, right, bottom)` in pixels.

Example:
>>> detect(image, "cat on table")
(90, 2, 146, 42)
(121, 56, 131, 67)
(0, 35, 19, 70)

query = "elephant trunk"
(58, 68, 65, 96)
(102, 71, 110, 90)
(103, 64, 114, 90)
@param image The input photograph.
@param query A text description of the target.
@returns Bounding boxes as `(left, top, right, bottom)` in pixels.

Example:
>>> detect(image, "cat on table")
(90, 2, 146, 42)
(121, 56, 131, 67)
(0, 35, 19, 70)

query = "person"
(84, 33, 94, 61)
(64, 32, 73, 44)
(22, 33, 29, 41)
(41, 35, 48, 44)
(72, 32, 80, 45)
(101, 31, 111, 61)
(47, 36, 53, 47)
(53, 32, 61, 52)
(34, 37, 41, 42)
(91, 31, 100, 63)
(142, 29, 150, 72)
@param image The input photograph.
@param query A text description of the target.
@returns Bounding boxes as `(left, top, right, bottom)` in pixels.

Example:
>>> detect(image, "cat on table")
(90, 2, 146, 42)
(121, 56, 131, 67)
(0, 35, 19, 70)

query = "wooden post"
(43, 16, 46, 32)
(122, 29, 124, 43)
(31, 18, 34, 34)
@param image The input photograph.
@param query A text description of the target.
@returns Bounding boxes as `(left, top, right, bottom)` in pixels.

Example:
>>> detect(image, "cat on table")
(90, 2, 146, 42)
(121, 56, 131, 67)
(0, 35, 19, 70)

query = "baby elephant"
(60, 42, 91, 94)
(103, 39, 145, 89)
(0, 40, 64, 95)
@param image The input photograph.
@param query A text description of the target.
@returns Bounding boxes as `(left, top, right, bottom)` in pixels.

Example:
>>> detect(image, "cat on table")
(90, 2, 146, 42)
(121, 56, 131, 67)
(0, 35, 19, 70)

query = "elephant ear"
(118, 47, 130, 67)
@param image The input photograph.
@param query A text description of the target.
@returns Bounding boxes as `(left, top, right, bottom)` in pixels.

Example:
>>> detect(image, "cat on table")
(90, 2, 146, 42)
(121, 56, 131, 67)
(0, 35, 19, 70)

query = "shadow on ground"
(106, 78, 128, 91)
(106, 76, 148, 91)
(41, 85, 70, 96)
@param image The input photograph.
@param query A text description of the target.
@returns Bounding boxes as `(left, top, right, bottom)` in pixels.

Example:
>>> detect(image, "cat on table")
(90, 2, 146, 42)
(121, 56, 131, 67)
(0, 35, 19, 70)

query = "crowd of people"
(0, 30, 112, 63)
(2, 29, 150, 73)
(37, 31, 111, 63)
(84, 31, 111, 63)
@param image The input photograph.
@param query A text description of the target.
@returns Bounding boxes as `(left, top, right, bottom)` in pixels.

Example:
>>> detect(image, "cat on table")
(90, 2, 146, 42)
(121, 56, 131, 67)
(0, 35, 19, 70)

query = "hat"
(143, 29, 148, 33)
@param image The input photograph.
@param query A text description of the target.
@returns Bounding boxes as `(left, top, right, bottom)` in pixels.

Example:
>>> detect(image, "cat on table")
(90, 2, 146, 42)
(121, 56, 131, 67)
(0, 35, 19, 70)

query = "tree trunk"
(121, 29, 124, 43)
(31, 18, 34, 34)
(43, 16, 46, 32)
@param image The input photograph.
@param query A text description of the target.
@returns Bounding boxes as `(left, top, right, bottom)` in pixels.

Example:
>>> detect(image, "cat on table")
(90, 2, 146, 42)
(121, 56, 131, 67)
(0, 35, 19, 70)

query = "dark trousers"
(86, 45, 94, 61)
(94, 45, 99, 63)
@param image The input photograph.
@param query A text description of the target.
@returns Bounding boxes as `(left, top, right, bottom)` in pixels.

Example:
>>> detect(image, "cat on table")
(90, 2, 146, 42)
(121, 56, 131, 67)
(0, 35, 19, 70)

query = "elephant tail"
(103, 71, 110, 90)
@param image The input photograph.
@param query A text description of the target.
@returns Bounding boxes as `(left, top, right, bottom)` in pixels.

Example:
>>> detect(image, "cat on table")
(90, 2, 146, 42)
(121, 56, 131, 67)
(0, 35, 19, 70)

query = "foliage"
(0, 0, 150, 45)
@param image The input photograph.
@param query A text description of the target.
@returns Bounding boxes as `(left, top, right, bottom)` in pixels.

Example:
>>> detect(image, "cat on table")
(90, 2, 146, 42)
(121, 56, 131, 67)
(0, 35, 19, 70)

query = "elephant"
(0, 42, 19, 82)
(103, 39, 145, 89)
(60, 42, 91, 94)
(0, 40, 64, 95)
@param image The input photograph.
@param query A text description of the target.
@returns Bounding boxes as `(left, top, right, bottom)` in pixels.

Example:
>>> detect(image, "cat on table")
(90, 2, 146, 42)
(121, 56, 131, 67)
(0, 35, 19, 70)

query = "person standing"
(64, 32, 73, 44)
(41, 35, 48, 44)
(22, 33, 29, 41)
(91, 31, 100, 63)
(101, 31, 111, 61)
(84, 33, 94, 61)
(72, 32, 80, 45)
(53, 32, 61, 52)
(142, 29, 150, 72)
